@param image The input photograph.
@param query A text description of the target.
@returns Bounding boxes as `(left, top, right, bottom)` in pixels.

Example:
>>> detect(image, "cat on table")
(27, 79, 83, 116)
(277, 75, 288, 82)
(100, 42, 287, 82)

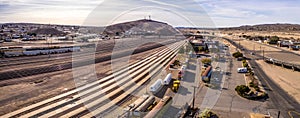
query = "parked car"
(237, 57, 244, 61)
(237, 68, 247, 73)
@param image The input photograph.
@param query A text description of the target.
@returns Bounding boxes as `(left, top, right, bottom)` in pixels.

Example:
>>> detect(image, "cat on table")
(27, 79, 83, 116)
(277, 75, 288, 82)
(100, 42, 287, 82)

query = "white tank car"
(163, 73, 172, 85)
(150, 79, 163, 93)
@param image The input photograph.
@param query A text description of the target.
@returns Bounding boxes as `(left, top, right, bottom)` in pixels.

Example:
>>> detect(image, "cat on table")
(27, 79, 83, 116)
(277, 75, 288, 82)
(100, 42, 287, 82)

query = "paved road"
(161, 50, 200, 117)
(247, 55, 300, 118)
(224, 37, 300, 118)
(194, 39, 272, 118)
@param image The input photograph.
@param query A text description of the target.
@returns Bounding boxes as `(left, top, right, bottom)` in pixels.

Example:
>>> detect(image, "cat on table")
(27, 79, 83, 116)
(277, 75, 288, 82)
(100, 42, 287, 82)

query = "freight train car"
(2, 46, 81, 57)
(133, 96, 155, 116)
(201, 66, 212, 83)
(150, 79, 163, 93)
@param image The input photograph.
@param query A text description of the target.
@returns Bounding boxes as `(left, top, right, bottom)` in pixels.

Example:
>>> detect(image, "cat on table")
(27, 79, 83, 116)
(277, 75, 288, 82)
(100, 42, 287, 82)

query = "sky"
(1, 0, 300, 27)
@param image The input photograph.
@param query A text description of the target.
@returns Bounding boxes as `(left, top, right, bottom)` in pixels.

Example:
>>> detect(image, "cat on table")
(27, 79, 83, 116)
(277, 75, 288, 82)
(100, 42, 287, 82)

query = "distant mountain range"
(220, 23, 300, 31)
(3, 22, 300, 33)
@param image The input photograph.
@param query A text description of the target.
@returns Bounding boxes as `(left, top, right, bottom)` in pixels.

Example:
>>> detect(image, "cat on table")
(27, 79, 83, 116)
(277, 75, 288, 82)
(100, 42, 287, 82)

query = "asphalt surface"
(224, 37, 300, 118)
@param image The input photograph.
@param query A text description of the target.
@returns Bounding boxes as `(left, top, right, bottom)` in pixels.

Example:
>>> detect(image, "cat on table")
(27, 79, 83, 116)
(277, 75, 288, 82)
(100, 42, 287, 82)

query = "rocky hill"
(220, 23, 300, 32)
(103, 19, 179, 36)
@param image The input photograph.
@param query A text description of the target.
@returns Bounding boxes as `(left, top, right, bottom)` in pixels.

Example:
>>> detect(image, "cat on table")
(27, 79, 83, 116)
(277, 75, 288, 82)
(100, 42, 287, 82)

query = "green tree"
(173, 60, 181, 66)
(232, 51, 243, 58)
(268, 36, 280, 44)
(201, 58, 212, 64)
(235, 85, 250, 96)
(198, 46, 205, 51)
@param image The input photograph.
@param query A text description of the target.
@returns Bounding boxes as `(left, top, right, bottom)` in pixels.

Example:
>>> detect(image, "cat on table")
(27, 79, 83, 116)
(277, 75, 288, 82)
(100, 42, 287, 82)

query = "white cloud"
(1, 0, 300, 27)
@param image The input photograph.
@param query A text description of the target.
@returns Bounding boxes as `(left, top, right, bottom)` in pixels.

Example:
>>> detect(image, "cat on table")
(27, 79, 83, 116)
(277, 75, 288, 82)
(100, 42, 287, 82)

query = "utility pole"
(192, 86, 197, 109)
(238, 40, 241, 49)
(260, 46, 262, 56)
(48, 37, 50, 58)
(263, 48, 265, 60)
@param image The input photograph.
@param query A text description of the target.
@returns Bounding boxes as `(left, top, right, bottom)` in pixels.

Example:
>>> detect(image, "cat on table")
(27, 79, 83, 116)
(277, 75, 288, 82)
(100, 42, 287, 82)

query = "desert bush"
(249, 82, 254, 87)
(235, 85, 250, 96)
(232, 51, 243, 58)
(201, 58, 212, 64)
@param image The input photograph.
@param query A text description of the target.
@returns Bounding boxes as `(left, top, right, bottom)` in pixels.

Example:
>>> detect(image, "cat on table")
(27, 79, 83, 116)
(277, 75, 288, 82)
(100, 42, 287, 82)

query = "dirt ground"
(222, 30, 300, 39)
(256, 60, 300, 103)
(229, 38, 300, 65)
(0, 45, 167, 115)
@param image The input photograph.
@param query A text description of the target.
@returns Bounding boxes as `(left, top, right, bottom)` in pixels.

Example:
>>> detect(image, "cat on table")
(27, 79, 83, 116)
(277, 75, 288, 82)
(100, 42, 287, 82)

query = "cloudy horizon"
(1, 0, 300, 27)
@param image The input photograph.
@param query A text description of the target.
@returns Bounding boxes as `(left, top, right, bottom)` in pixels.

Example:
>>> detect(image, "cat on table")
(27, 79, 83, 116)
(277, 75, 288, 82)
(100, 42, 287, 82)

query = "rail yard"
(0, 35, 187, 117)
(2, 8, 300, 117)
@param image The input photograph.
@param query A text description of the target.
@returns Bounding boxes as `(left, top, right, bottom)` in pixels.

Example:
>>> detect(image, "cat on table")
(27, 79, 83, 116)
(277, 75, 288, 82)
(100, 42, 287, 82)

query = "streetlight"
(262, 47, 265, 60)
(192, 86, 199, 109)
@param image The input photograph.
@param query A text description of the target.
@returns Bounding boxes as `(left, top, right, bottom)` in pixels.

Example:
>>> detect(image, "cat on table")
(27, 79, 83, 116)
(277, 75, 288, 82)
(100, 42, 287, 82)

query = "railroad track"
(0, 38, 171, 68)
(0, 40, 116, 68)
(0, 39, 177, 80)
(1, 40, 184, 118)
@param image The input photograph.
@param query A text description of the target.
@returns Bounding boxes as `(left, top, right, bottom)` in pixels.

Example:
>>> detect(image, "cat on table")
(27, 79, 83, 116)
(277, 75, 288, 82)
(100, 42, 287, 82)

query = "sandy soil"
(256, 60, 300, 103)
(222, 30, 300, 39)
(229, 38, 280, 52)
(228, 37, 300, 65)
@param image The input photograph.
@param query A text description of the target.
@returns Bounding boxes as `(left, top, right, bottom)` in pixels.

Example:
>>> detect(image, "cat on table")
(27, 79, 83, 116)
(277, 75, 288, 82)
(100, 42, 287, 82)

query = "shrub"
(249, 82, 254, 87)
(235, 85, 250, 96)
(201, 58, 212, 64)
(248, 71, 254, 76)
(198, 46, 205, 51)
(232, 51, 243, 58)
(243, 62, 248, 67)
(254, 86, 260, 92)
(268, 36, 280, 44)
(173, 60, 181, 66)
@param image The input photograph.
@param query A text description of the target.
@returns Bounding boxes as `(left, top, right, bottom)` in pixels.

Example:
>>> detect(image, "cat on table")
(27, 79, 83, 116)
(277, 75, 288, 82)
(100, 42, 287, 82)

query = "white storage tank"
(163, 73, 172, 85)
(150, 79, 163, 93)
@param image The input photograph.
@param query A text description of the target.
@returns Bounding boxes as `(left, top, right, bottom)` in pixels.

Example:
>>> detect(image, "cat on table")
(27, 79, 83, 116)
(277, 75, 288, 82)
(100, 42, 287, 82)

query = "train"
(122, 95, 156, 117)
(0, 46, 81, 57)
(144, 96, 172, 118)
(133, 96, 155, 116)
(201, 66, 212, 83)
